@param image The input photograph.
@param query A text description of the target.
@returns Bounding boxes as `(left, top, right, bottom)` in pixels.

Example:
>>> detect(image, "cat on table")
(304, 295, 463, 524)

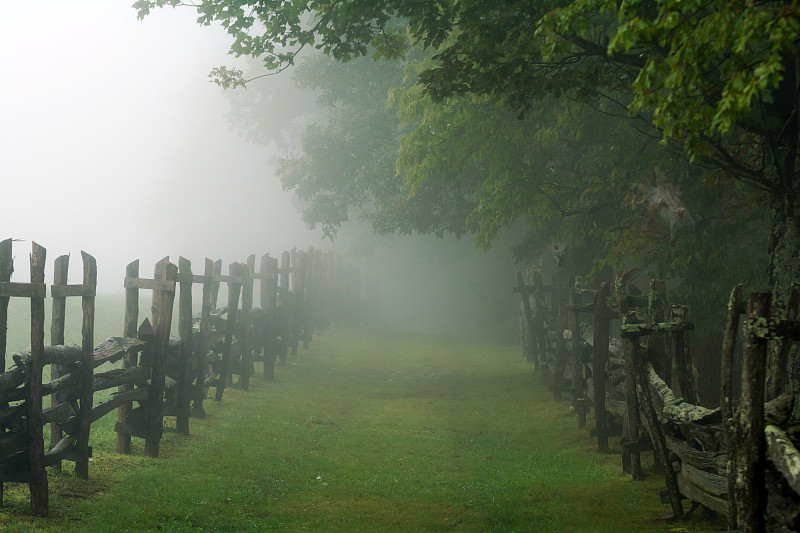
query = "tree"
(136, 0, 794, 393)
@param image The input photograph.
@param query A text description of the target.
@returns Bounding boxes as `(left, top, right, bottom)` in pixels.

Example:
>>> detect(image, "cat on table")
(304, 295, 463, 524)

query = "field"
(0, 298, 725, 532)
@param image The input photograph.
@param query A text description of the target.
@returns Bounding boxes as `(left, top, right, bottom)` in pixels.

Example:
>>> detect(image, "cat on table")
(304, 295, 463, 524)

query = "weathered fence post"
(592, 282, 610, 453)
(514, 270, 539, 369)
(192, 258, 215, 419)
(28, 242, 49, 515)
(239, 255, 255, 390)
(734, 292, 770, 533)
(278, 251, 291, 365)
(76, 251, 96, 479)
(49, 254, 69, 471)
(176, 257, 194, 435)
(117, 260, 140, 455)
(215, 262, 243, 402)
(721, 284, 744, 531)
(615, 279, 643, 480)
(144, 258, 178, 458)
(259, 253, 278, 380)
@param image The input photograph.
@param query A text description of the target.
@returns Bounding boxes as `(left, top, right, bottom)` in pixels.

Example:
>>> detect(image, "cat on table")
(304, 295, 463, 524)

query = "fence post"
(592, 282, 610, 453)
(216, 263, 243, 402)
(615, 279, 643, 480)
(144, 258, 178, 458)
(721, 284, 744, 531)
(176, 257, 194, 435)
(734, 292, 770, 533)
(261, 254, 278, 379)
(49, 254, 69, 471)
(117, 260, 140, 454)
(28, 242, 48, 515)
(75, 251, 96, 479)
(192, 258, 215, 419)
(239, 255, 255, 390)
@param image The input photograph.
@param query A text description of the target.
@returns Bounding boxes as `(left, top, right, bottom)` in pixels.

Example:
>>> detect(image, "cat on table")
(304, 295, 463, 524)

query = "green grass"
(0, 323, 725, 532)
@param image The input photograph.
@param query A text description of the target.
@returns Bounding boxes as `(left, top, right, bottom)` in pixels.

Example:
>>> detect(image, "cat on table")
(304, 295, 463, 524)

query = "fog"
(0, 1, 326, 292)
(0, 1, 519, 340)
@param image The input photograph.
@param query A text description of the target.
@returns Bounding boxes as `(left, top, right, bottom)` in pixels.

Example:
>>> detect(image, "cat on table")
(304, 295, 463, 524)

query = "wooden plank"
(49, 284, 96, 298)
(91, 387, 149, 423)
(92, 336, 146, 368)
(114, 420, 161, 442)
(123, 276, 175, 292)
(0, 281, 47, 298)
(216, 262, 243, 402)
(94, 366, 151, 391)
(676, 472, 728, 515)
(682, 462, 728, 496)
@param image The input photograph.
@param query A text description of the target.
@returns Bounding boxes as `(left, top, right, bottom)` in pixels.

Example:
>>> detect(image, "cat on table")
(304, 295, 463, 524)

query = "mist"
(0, 1, 520, 342)
(0, 1, 326, 293)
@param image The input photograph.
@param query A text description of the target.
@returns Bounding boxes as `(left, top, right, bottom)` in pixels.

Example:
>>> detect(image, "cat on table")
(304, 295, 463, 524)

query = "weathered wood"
(570, 277, 586, 427)
(144, 258, 178, 458)
(94, 366, 151, 391)
(631, 339, 684, 518)
(720, 284, 743, 531)
(645, 362, 720, 424)
(681, 461, 728, 496)
(765, 424, 800, 497)
(92, 387, 149, 423)
(176, 257, 193, 435)
(0, 365, 27, 396)
(92, 337, 146, 368)
(0, 403, 24, 426)
(0, 430, 27, 457)
(0, 239, 10, 506)
(28, 242, 48, 516)
(515, 271, 539, 369)
(44, 434, 75, 467)
(49, 284, 96, 298)
(592, 282, 610, 452)
(0, 281, 47, 298)
(239, 255, 255, 389)
(615, 280, 642, 480)
(123, 277, 176, 292)
(676, 472, 728, 515)
(114, 420, 161, 442)
(78, 251, 96, 478)
(216, 263, 243, 402)
(620, 312, 694, 338)
(735, 292, 770, 533)
(41, 401, 76, 426)
(192, 258, 215, 419)
(260, 254, 278, 381)
(117, 260, 139, 454)
(664, 433, 727, 473)
(768, 282, 800, 400)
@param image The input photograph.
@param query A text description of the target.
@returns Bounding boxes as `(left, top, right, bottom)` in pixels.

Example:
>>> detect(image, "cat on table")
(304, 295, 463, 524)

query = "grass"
(1, 316, 725, 532)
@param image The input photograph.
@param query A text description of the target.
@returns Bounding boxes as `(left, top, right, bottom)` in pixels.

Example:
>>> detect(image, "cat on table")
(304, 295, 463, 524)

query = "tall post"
(117, 260, 139, 454)
(616, 279, 643, 480)
(261, 254, 278, 379)
(192, 258, 215, 419)
(176, 257, 194, 435)
(734, 292, 770, 533)
(592, 282, 610, 453)
(75, 252, 96, 479)
(28, 242, 48, 516)
(721, 284, 744, 531)
(216, 263, 242, 402)
(239, 255, 255, 390)
(144, 258, 178, 458)
(49, 254, 69, 470)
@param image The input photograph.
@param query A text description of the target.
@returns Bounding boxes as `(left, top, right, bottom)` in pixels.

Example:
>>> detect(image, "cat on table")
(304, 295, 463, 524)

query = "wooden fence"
(515, 269, 800, 531)
(0, 239, 366, 517)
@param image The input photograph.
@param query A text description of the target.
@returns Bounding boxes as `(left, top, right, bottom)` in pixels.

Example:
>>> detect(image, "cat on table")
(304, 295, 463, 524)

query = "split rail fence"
(0, 238, 368, 516)
(515, 268, 800, 531)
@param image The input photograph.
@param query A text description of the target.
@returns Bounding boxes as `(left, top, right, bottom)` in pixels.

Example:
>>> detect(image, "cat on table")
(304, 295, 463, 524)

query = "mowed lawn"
(1, 327, 724, 532)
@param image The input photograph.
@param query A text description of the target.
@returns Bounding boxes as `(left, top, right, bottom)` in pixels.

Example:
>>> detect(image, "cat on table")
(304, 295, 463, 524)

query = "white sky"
(0, 1, 325, 292)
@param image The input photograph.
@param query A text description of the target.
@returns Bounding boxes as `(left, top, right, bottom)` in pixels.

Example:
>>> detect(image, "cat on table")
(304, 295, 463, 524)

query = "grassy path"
(3, 329, 723, 532)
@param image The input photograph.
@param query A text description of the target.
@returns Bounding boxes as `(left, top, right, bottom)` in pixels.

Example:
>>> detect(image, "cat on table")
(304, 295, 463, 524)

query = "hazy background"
(0, 1, 519, 341)
(0, 1, 327, 292)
